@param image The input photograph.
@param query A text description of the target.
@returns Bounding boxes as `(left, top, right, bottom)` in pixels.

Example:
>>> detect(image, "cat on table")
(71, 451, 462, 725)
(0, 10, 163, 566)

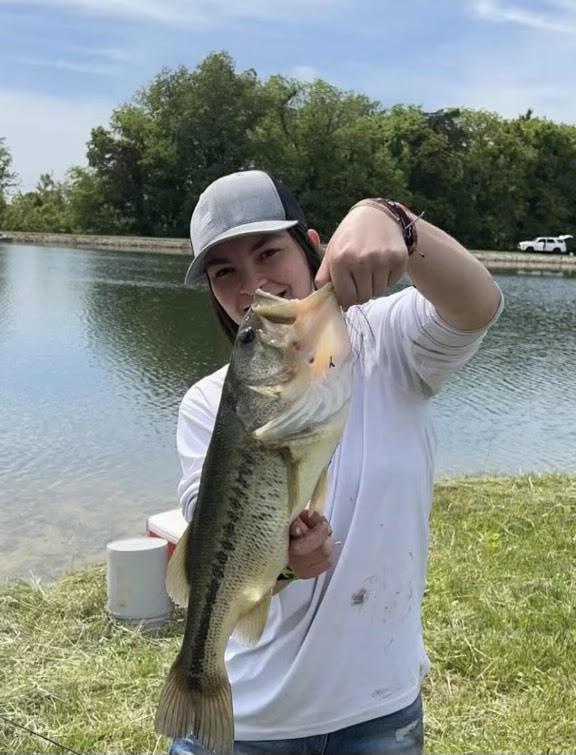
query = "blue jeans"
(169, 693, 423, 754)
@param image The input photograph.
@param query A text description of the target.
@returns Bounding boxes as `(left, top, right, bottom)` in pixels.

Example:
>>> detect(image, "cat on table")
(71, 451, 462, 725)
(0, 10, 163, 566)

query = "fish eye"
(238, 327, 256, 345)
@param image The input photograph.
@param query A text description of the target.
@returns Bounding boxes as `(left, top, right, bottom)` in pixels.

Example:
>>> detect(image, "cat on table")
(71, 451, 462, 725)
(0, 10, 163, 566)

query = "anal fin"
(165, 524, 191, 608)
(232, 589, 273, 646)
(308, 466, 329, 516)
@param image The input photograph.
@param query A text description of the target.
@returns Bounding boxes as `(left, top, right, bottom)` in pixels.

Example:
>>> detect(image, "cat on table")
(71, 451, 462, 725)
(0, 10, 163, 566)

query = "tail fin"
(155, 659, 234, 754)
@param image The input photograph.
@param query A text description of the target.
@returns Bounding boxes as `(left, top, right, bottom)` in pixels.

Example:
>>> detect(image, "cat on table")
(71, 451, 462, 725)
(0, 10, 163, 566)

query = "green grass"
(1, 474, 575, 753)
(423, 474, 576, 752)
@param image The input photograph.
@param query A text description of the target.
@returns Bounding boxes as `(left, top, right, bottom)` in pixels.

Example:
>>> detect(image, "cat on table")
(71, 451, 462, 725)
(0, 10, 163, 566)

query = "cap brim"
(184, 219, 299, 287)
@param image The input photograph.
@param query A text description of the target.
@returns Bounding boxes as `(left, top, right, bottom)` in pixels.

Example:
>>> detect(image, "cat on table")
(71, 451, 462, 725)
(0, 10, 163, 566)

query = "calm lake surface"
(1, 244, 575, 581)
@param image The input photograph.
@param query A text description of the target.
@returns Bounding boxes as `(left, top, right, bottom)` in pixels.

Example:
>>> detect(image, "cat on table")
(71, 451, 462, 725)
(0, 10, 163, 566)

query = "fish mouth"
(243, 289, 288, 315)
(251, 288, 289, 306)
(251, 283, 339, 332)
(252, 283, 350, 377)
(245, 283, 353, 443)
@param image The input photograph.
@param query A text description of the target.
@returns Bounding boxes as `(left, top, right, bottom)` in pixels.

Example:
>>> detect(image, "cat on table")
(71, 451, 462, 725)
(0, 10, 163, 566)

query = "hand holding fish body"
(155, 284, 353, 753)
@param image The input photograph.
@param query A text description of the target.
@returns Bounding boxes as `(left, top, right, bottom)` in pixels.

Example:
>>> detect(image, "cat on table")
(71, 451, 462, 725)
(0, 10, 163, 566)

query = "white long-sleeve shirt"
(176, 286, 503, 740)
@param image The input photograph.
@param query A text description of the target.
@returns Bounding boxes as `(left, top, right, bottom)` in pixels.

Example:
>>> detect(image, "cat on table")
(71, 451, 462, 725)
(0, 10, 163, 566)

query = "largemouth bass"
(155, 283, 353, 753)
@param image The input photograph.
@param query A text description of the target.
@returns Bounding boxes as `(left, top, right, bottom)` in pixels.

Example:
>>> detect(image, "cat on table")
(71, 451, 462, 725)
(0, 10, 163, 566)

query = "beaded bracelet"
(350, 198, 424, 257)
(277, 566, 299, 581)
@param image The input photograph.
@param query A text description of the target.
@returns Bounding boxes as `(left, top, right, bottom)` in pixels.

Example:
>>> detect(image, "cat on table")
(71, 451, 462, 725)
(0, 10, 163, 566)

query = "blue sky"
(1, 0, 575, 191)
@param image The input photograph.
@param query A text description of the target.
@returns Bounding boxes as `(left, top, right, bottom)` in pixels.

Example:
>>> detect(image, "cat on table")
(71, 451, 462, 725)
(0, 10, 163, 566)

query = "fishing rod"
(0, 712, 84, 755)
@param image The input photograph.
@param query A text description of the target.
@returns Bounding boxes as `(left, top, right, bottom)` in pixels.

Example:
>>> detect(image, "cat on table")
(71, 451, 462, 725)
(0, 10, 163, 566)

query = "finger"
(290, 520, 332, 558)
(351, 261, 373, 304)
(319, 534, 334, 558)
(330, 261, 358, 310)
(371, 264, 391, 299)
(290, 515, 309, 538)
(300, 510, 323, 528)
(314, 256, 330, 288)
(387, 259, 406, 288)
(302, 535, 334, 561)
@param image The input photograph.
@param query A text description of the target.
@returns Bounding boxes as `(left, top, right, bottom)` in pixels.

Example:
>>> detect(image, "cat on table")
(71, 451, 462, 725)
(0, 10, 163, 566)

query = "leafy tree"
(0, 137, 17, 223)
(377, 106, 467, 234)
(455, 110, 534, 248)
(5, 52, 576, 248)
(67, 166, 133, 234)
(516, 117, 576, 240)
(251, 77, 407, 236)
(3, 173, 72, 232)
(83, 52, 266, 237)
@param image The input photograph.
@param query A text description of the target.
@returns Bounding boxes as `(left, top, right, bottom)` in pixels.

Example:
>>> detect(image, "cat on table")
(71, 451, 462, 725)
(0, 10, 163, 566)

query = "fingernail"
(295, 527, 302, 537)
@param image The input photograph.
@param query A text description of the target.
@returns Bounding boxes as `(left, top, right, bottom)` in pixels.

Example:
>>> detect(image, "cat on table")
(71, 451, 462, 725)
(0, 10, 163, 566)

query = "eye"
(238, 327, 256, 345)
(213, 267, 234, 280)
(260, 248, 280, 261)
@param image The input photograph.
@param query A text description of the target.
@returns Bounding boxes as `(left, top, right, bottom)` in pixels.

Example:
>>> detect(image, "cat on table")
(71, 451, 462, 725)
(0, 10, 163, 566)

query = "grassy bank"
(1, 474, 575, 754)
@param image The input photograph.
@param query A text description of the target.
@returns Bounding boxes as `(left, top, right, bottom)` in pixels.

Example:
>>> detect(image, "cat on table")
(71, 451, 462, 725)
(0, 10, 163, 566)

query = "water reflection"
(0, 243, 575, 581)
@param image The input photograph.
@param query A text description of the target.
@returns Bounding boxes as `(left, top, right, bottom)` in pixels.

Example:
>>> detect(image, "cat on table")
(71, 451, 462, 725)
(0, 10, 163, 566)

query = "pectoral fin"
(165, 524, 191, 608)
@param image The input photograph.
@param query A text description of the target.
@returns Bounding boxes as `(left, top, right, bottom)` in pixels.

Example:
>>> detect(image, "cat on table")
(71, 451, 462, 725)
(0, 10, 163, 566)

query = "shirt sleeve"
(360, 285, 504, 396)
(176, 381, 220, 522)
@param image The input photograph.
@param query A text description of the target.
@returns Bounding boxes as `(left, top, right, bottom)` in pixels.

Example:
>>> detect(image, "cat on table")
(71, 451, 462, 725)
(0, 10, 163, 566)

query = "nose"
(239, 267, 268, 297)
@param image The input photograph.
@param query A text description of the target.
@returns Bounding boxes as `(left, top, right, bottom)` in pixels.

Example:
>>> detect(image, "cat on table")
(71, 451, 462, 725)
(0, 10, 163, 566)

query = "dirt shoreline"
(2, 230, 576, 273)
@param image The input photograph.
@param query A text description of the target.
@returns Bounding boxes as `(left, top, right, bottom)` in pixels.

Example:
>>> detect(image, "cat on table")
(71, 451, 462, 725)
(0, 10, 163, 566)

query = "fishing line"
(0, 712, 85, 755)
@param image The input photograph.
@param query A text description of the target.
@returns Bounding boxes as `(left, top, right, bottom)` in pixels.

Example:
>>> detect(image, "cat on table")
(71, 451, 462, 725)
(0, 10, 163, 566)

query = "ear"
(307, 228, 321, 250)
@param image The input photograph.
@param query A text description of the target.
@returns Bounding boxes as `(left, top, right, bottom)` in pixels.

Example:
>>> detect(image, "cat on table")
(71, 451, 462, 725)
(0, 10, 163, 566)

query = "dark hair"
(208, 224, 322, 344)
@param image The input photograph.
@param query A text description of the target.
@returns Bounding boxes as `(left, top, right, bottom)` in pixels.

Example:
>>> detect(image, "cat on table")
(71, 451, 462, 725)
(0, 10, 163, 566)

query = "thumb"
(314, 255, 330, 288)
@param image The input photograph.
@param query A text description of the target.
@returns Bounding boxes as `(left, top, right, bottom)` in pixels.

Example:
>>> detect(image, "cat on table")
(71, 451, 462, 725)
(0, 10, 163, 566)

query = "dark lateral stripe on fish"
(190, 448, 255, 675)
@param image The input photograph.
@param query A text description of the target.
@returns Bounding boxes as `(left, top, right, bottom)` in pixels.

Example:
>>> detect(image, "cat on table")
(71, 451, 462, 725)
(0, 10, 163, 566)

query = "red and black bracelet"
(350, 198, 424, 256)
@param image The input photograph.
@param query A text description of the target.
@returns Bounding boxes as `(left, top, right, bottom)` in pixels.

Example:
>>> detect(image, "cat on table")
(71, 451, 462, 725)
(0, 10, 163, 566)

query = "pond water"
(1, 244, 575, 580)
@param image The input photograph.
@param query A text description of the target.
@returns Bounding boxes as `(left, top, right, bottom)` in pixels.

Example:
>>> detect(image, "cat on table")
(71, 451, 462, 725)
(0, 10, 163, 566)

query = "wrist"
(350, 198, 422, 256)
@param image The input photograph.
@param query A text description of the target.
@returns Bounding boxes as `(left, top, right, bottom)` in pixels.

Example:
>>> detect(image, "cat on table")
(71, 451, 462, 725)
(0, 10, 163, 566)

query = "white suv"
(517, 235, 573, 254)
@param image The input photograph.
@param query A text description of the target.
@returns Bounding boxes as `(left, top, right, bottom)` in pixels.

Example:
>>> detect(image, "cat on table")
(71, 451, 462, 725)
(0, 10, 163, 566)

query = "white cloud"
(340, 27, 576, 126)
(16, 55, 122, 76)
(69, 46, 137, 64)
(0, 0, 207, 24)
(454, 80, 576, 123)
(551, 0, 576, 11)
(471, 0, 576, 34)
(449, 17, 576, 122)
(0, 0, 346, 24)
(0, 90, 113, 192)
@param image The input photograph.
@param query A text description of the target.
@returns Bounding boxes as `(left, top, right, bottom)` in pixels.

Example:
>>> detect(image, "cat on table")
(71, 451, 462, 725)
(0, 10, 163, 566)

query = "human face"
(205, 230, 316, 325)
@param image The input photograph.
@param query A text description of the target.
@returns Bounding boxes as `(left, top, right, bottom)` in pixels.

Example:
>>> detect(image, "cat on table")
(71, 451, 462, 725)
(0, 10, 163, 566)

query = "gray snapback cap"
(185, 170, 302, 287)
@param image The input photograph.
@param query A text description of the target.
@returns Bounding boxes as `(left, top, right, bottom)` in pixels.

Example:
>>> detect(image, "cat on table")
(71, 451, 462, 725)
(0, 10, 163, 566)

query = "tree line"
(1, 52, 575, 250)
